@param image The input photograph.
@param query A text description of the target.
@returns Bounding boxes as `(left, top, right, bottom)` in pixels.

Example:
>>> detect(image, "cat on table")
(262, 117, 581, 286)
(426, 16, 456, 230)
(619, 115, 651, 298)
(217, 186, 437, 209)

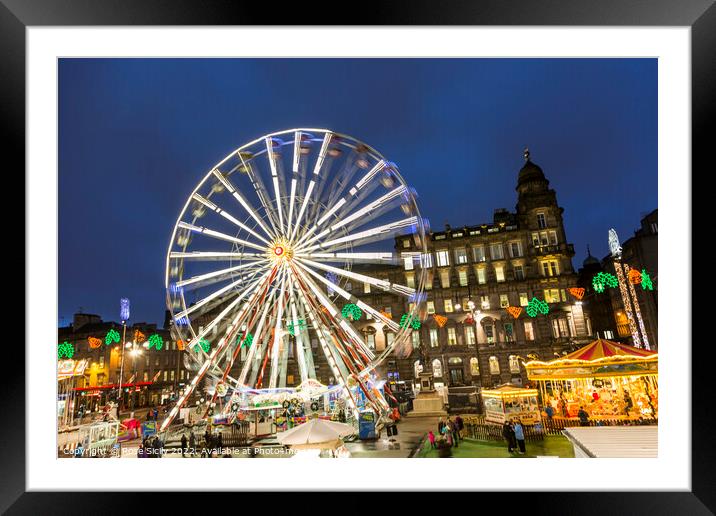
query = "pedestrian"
(545, 404, 555, 420)
(578, 406, 590, 426)
(513, 419, 526, 455)
(502, 421, 516, 453)
(428, 430, 437, 449)
(437, 417, 445, 436)
(455, 415, 464, 440)
(623, 391, 634, 416)
(146, 409, 152, 421)
(448, 418, 459, 448)
(153, 407, 159, 421)
(189, 431, 196, 457)
(180, 434, 188, 458)
(216, 431, 223, 453)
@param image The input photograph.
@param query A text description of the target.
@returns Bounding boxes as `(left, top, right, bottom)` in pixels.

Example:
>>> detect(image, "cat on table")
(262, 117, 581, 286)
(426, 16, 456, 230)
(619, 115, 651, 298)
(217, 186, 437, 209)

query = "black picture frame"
(5, 0, 710, 513)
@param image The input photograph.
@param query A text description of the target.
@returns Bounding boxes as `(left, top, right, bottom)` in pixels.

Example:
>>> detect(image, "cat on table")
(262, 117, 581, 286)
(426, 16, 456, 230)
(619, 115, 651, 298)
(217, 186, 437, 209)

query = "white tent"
(276, 418, 355, 449)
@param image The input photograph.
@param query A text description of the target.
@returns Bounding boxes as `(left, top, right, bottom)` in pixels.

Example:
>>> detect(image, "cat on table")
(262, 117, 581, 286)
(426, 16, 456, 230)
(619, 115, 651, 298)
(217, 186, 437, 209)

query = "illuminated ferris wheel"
(161, 129, 428, 430)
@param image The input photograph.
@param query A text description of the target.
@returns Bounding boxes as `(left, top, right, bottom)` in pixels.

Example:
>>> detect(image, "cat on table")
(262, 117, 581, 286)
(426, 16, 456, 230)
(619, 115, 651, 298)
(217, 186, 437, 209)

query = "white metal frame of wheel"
(160, 128, 428, 431)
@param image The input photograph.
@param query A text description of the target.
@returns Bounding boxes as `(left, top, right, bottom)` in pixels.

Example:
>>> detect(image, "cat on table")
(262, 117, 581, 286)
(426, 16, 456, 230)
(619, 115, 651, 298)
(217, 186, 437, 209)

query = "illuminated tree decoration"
(193, 338, 211, 353)
(237, 333, 253, 349)
(568, 287, 585, 300)
(58, 341, 75, 359)
(506, 306, 523, 319)
(641, 269, 654, 291)
(88, 336, 102, 349)
(526, 298, 549, 318)
(433, 314, 448, 328)
(134, 329, 146, 343)
(287, 320, 307, 336)
(341, 303, 363, 321)
(628, 268, 643, 285)
(399, 313, 421, 330)
(147, 333, 163, 350)
(592, 272, 618, 293)
(105, 328, 120, 345)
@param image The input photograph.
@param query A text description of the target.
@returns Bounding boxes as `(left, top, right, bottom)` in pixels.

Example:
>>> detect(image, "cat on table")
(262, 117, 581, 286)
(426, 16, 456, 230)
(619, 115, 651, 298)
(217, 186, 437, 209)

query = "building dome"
(582, 246, 600, 267)
(517, 148, 547, 187)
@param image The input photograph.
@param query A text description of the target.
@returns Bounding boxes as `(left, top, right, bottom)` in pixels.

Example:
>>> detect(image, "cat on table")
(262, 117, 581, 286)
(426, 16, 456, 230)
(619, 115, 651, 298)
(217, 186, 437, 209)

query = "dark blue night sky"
(58, 58, 657, 326)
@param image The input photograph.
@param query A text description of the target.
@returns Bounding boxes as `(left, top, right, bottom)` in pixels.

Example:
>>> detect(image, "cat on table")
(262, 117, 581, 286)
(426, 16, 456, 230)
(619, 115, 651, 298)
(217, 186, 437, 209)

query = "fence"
(541, 416, 658, 435)
(463, 415, 544, 442)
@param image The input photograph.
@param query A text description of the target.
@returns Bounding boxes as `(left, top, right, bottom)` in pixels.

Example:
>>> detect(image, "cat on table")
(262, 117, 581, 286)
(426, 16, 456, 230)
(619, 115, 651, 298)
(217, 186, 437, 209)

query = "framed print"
(5, 0, 712, 512)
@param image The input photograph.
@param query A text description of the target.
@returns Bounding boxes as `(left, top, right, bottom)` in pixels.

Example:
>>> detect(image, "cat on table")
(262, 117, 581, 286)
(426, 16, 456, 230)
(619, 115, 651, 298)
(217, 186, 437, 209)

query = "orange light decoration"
(380, 311, 393, 320)
(464, 314, 475, 325)
(628, 269, 642, 285)
(506, 306, 523, 319)
(176, 339, 186, 351)
(568, 287, 585, 300)
(88, 336, 102, 349)
(433, 314, 448, 328)
(134, 330, 146, 343)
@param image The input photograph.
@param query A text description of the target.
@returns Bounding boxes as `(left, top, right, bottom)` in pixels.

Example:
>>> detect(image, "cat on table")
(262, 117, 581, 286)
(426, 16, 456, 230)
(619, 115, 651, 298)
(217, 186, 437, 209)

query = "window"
(544, 289, 561, 303)
(143, 371, 149, 382)
(180, 370, 185, 380)
(422, 253, 433, 268)
(604, 330, 615, 339)
(489, 243, 504, 260)
(425, 270, 433, 290)
(155, 357, 160, 367)
(447, 328, 458, 345)
(500, 294, 510, 308)
(495, 264, 505, 282)
(489, 356, 500, 375)
(650, 222, 658, 234)
(519, 292, 529, 306)
(552, 319, 560, 338)
(429, 329, 439, 348)
(549, 230, 558, 245)
(561, 289, 567, 302)
(403, 256, 414, 271)
(472, 246, 486, 262)
(427, 301, 435, 314)
(484, 323, 495, 344)
(366, 334, 376, 349)
(439, 269, 450, 288)
(412, 331, 421, 348)
(455, 248, 468, 264)
(509, 355, 521, 373)
(99, 356, 105, 369)
(449, 366, 464, 386)
(444, 299, 454, 313)
(541, 260, 559, 277)
(558, 318, 570, 337)
(533, 231, 549, 246)
(405, 272, 415, 288)
(163, 370, 168, 381)
(383, 306, 392, 318)
(537, 213, 547, 228)
(470, 357, 480, 375)
(505, 323, 514, 342)
(464, 326, 476, 346)
(436, 249, 450, 267)
(476, 267, 487, 284)
(509, 241, 522, 257)
(481, 295, 491, 310)
(513, 264, 525, 280)
(363, 282, 371, 293)
(432, 359, 443, 377)
(170, 370, 175, 381)
(458, 269, 468, 286)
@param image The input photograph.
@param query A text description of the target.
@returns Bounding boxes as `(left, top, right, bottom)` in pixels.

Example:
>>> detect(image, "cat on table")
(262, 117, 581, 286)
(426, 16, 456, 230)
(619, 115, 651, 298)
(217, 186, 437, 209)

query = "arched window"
(448, 357, 463, 365)
(489, 356, 500, 375)
(432, 359, 443, 378)
(470, 357, 480, 375)
(509, 355, 521, 373)
(414, 360, 423, 378)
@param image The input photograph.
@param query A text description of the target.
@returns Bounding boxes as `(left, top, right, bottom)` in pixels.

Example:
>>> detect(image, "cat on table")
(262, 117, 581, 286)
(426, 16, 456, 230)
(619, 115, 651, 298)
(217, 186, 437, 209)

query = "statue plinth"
(407, 372, 447, 417)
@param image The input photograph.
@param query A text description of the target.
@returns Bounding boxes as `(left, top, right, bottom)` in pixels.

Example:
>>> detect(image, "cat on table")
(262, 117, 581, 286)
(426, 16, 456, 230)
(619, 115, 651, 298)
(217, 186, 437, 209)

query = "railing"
(542, 416, 657, 435)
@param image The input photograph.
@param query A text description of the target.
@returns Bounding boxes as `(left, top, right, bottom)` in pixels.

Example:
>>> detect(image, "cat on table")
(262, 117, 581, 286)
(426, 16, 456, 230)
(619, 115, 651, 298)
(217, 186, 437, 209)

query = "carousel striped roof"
(561, 339, 655, 361)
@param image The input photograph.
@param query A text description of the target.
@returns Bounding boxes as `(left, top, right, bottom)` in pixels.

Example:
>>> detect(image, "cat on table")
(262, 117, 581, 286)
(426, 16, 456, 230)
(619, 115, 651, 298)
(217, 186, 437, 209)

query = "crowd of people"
(428, 416, 464, 455)
(178, 429, 226, 458)
(501, 419, 526, 455)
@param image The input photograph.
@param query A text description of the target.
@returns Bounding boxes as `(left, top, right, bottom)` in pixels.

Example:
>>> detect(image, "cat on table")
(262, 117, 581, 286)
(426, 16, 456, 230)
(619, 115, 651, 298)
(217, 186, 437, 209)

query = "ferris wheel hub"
(268, 237, 294, 263)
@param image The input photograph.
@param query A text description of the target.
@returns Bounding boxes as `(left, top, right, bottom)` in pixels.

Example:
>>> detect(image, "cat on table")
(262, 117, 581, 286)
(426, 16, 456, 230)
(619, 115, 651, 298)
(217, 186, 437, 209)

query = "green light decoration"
(287, 319, 307, 336)
(147, 333, 163, 350)
(525, 298, 550, 318)
(58, 341, 75, 359)
(341, 303, 363, 321)
(193, 338, 210, 353)
(592, 272, 619, 293)
(237, 333, 253, 349)
(641, 269, 654, 291)
(399, 313, 421, 330)
(105, 328, 120, 345)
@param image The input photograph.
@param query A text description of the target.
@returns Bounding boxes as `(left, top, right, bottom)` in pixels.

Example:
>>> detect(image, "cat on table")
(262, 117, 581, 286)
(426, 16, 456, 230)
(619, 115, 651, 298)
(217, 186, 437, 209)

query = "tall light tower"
(117, 298, 130, 409)
(609, 229, 650, 349)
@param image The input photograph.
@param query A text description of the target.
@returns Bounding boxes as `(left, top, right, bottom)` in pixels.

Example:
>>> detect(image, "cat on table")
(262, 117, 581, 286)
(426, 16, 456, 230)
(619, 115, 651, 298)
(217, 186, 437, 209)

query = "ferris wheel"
(160, 129, 428, 430)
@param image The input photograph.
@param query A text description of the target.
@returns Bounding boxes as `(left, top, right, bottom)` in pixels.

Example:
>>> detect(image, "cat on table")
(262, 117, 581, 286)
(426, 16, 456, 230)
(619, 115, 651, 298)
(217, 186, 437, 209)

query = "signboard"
(358, 410, 376, 440)
(58, 358, 89, 380)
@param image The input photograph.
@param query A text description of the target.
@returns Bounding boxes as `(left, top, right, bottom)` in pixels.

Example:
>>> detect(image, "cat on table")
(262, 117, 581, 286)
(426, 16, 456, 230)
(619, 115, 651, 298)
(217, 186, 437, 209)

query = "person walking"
(455, 415, 464, 440)
(189, 431, 196, 457)
(513, 420, 526, 455)
(437, 417, 445, 436)
(502, 421, 516, 453)
(216, 432, 223, 454)
(180, 434, 188, 458)
(428, 430, 437, 449)
(578, 406, 590, 426)
(544, 404, 555, 420)
(448, 418, 459, 448)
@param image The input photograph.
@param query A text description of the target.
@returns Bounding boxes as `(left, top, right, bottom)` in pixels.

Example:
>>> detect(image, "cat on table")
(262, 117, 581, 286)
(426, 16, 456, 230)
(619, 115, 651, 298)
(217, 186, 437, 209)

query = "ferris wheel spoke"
(237, 154, 283, 236)
(294, 251, 396, 264)
(265, 137, 285, 233)
(177, 221, 268, 253)
(169, 251, 262, 261)
(191, 193, 273, 246)
(237, 284, 280, 388)
(211, 169, 276, 241)
(286, 276, 310, 384)
(267, 269, 288, 388)
(296, 217, 418, 254)
(175, 260, 266, 290)
(289, 132, 332, 241)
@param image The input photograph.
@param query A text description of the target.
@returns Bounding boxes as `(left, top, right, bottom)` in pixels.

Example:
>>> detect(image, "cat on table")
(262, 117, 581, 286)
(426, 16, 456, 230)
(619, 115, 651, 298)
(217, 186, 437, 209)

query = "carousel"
(524, 339, 658, 420)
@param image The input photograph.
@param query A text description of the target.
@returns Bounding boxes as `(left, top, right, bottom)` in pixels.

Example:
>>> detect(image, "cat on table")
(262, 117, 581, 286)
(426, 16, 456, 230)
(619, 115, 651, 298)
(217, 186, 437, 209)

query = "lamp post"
(117, 298, 130, 412)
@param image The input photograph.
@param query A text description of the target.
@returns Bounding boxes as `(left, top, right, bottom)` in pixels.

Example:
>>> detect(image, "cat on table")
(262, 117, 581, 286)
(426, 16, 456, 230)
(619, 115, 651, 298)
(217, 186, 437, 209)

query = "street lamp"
(117, 298, 130, 412)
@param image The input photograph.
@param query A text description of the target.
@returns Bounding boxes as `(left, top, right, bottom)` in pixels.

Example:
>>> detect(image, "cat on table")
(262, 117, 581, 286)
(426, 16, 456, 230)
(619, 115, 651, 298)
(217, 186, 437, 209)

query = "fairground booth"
(481, 384, 542, 425)
(524, 339, 658, 420)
